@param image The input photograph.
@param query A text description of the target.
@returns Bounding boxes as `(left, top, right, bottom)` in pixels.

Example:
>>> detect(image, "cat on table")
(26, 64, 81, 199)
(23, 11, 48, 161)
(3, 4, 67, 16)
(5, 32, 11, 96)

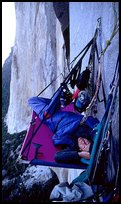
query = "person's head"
(78, 137, 92, 152)
(74, 90, 90, 113)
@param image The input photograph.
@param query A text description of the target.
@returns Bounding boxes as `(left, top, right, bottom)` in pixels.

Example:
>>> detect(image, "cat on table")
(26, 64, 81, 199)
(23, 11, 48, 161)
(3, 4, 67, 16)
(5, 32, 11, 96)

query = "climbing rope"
(80, 55, 102, 125)
(80, 3, 119, 125)
(101, 2, 119, 55)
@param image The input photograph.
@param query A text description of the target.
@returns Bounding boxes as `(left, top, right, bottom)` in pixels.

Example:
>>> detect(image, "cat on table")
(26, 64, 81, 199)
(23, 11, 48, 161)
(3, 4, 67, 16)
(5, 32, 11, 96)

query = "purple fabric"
(20, 111, 61, 162)
(20, 103, 74, 162)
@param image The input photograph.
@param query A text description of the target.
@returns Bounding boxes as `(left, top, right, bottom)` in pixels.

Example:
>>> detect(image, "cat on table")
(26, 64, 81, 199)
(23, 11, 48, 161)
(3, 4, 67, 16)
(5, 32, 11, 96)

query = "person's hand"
(78, 151, 90, 159)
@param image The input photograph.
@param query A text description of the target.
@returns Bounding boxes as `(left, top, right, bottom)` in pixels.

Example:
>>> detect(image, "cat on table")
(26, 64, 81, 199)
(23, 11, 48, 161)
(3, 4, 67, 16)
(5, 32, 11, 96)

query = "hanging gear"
(60, 83, 73, 108)
(74, 90, 90, 113)
(72, 67, 91, 100)
(76, 67, 91, 90)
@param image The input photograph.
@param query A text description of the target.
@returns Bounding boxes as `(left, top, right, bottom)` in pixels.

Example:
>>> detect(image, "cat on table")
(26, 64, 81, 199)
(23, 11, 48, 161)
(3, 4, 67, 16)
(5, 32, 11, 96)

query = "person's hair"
(89, 141, 93, 153)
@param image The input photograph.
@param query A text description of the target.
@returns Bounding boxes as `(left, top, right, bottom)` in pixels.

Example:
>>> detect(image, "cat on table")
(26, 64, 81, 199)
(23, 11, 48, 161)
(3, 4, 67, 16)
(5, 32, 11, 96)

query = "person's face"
(78, 137, 91, 152)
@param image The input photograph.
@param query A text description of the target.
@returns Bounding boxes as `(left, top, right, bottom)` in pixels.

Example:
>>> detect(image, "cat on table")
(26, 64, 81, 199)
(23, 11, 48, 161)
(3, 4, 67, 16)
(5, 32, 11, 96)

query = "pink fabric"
(28, 116, 61, 162)
(20, 103, 76, 162)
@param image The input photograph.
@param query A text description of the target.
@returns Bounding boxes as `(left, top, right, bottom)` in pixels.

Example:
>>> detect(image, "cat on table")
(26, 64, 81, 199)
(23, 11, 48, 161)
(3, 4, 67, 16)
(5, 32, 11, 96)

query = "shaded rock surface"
(2, 165, 59, 202)
(2, 47, 60, 203)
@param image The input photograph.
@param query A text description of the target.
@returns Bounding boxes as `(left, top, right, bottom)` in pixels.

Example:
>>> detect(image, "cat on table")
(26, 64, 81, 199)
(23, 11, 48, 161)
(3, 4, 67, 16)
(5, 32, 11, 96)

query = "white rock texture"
(20, 165, 55, 190)
(6, 2, 67, 134)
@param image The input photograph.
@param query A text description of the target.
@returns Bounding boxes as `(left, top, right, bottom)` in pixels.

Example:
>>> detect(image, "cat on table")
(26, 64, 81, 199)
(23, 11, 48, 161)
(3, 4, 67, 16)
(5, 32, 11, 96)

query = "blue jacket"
(28, 96, 99, 148)
(45, 111, 99, 147)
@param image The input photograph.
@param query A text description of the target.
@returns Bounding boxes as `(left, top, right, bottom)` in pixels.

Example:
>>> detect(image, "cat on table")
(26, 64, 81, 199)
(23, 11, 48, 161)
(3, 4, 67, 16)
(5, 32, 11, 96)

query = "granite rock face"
(6, 2, 67, 134)
(2, 165, 59, 202)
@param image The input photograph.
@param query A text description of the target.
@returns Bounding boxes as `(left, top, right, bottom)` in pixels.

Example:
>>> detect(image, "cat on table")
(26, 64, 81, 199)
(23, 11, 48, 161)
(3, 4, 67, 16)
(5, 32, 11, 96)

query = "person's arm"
(78, 151, 90, 159)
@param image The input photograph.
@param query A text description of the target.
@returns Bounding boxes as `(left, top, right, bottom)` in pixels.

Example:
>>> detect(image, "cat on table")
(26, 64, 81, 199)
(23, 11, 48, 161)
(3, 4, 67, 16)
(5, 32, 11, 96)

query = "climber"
(28, 89, 98, 155)
(54, 136, 93, 164)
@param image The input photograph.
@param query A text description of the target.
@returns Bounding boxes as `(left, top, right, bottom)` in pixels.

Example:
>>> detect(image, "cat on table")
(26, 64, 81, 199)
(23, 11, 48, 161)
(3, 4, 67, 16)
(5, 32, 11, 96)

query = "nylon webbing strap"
(37, 38, 93, 97)
(97, 77, 107, 108)
(91, 64, 119, 183)
(64, 39, 93, 84)
(69, 38, 93, 67)
(37, 73, 64, 97)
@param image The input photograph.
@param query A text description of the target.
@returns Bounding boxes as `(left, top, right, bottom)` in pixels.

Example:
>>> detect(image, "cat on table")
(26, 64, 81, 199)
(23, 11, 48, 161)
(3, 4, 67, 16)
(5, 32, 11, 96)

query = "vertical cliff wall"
(70, 2, 119, 119)
(6, 2, 67, 134)
(68, 2, 119, 183)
